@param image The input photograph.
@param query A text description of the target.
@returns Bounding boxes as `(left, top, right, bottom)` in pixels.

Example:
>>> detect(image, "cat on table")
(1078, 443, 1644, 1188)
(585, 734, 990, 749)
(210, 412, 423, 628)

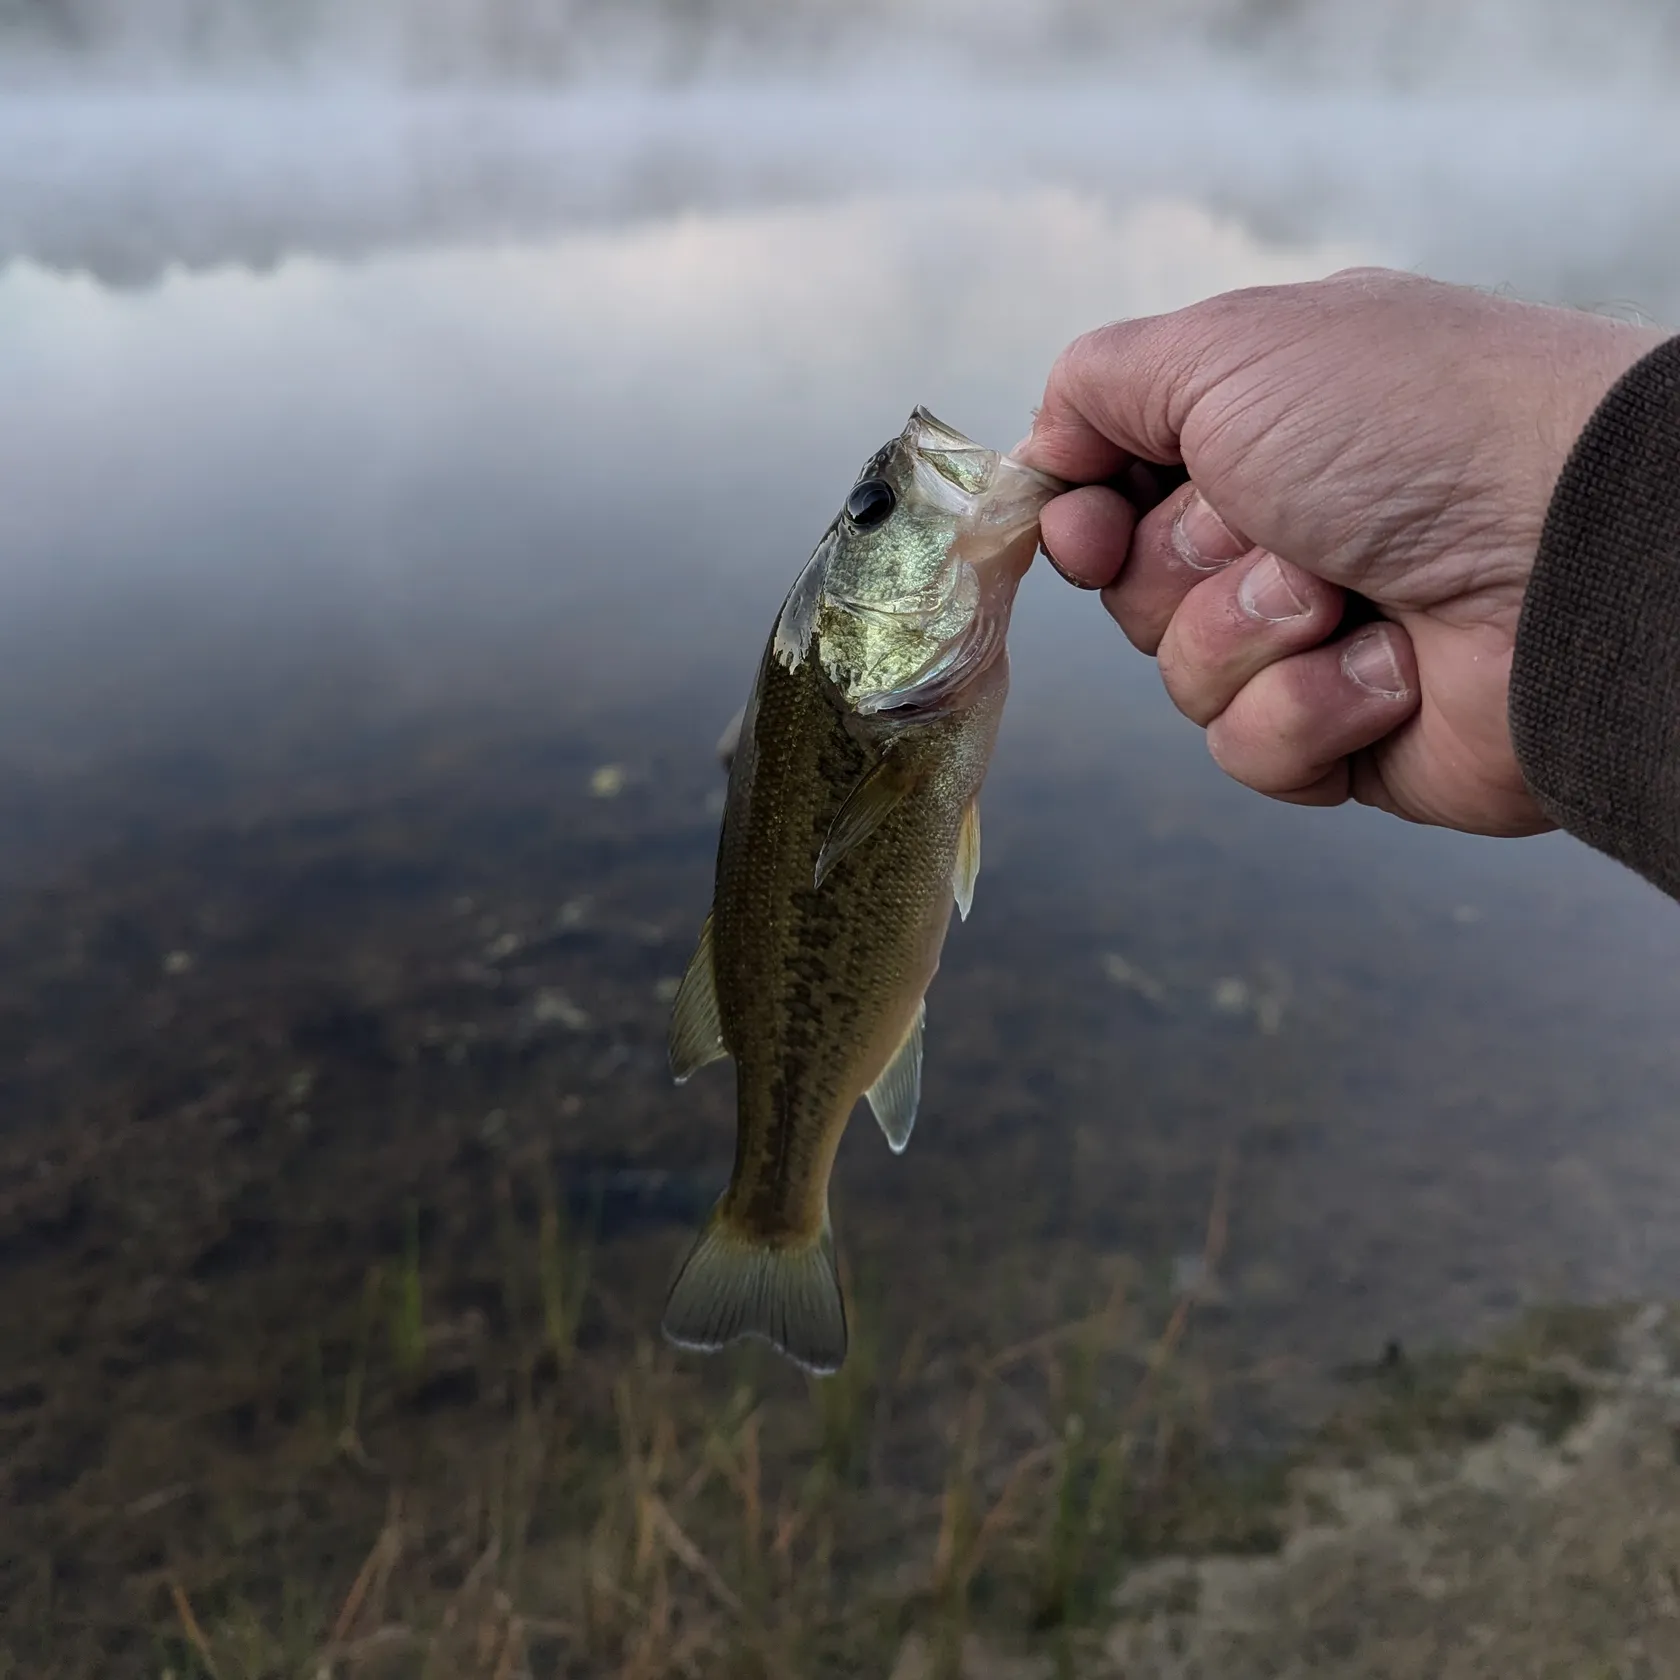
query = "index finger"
(1018, 282, 1326, 486)
(1016, 310, 1209, 485)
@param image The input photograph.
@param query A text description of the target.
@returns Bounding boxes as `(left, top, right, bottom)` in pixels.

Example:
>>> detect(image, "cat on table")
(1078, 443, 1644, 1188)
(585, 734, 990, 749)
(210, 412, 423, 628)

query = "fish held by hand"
(663, 409, 1062, 1374)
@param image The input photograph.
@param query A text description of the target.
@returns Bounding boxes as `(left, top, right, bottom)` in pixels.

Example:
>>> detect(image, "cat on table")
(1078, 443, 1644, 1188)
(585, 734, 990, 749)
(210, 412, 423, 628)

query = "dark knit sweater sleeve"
(1511, 333, 1680, 898)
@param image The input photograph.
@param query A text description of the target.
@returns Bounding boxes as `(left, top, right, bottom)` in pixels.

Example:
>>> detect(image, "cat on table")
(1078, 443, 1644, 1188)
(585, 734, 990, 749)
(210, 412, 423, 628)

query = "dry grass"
(123, 1158, 1262, 1680)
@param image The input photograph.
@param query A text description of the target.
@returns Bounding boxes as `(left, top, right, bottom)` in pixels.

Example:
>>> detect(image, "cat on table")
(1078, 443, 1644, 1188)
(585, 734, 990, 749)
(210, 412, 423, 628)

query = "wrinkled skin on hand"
(1018, 268, 1667, 836)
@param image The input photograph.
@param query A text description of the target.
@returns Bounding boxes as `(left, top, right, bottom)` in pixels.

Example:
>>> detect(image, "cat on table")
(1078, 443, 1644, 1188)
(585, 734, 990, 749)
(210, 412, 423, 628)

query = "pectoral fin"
(668, 914, 726, 1083)
(815, 754, 920, 889)
(953, 797, 981, 921)
(715, 707, 745, 773)
(866, 1000, 925, 1154)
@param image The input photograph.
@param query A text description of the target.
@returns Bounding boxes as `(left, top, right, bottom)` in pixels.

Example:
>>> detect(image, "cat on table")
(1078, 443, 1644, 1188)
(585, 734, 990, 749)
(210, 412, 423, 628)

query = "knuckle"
(1155, 632, 1219, 726)
(1183, 586, 1245, 661)
(1157, 570, 1304, 726)
(1184, 281, 1308, 341)
(1107, 593, 1167, 658)
(1209, 729, 1328, 798)
(1325, 264, 1408, 287)
(1278, 767, 1351, 807)
(1205, 671, 1327, 792)
(1058, 318, 1134, 382)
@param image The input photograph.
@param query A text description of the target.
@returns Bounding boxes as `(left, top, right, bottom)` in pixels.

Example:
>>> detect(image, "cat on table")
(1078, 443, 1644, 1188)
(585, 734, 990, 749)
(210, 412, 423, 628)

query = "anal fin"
(866, 1000, 925, 1154)
(668, 913, 726, 1083)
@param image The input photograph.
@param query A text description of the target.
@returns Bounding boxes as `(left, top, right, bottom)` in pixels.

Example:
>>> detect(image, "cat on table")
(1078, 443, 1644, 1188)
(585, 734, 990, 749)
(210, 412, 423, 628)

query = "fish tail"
(661, 1207, 847, 1375)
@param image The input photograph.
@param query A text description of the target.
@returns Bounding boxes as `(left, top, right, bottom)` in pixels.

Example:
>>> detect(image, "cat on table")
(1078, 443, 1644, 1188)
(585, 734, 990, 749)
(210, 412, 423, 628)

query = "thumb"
(1018, 282, 1341, 485)
(1015, 307, 1229, 485)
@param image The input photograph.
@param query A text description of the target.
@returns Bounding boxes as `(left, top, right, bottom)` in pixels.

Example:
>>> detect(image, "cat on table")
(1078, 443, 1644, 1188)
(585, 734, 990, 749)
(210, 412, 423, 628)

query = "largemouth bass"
(663, 408, 1061, 1373)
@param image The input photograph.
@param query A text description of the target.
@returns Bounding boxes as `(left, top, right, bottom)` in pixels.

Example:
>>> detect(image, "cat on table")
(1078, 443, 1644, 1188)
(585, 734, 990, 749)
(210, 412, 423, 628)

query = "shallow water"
(6, 83, 1680, 1670)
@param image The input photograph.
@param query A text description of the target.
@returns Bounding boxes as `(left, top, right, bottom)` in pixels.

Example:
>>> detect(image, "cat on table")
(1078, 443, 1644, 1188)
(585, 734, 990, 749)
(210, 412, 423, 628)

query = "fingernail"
(1342, 627, 1408, 699)
(1040, 540, 1100, 590)
(1172, 492, 1243, 571)
(1237, 553, 1305, 622)
(1009, 432, 1036, 457)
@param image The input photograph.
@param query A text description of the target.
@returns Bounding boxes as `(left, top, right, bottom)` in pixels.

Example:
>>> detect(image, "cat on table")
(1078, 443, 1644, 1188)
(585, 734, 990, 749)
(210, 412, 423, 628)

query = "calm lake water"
(6, 81, 1680, 1672)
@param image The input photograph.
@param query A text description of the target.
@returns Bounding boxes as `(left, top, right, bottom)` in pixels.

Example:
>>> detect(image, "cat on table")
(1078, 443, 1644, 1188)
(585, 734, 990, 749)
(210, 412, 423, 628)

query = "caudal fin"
(661, 1212, 847, 1375)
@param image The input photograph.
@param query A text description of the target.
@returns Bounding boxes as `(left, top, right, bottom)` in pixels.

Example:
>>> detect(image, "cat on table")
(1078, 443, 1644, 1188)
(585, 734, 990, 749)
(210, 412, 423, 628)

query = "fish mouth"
(784, 408, 1069, 708)
(987, 453, 1068, 536)
(847, 413, 1064, 721)
(903, 406, 1065, 538)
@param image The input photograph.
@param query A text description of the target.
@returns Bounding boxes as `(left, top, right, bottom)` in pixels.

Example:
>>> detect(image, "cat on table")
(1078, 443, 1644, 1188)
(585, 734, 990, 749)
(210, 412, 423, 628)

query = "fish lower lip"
(982, 509, 1050, 539)
(999, 454, 1070, 495)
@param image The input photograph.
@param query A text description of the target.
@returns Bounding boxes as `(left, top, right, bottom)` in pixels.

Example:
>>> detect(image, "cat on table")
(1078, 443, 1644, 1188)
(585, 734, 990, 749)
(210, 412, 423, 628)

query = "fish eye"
(844, 479, 896, 529)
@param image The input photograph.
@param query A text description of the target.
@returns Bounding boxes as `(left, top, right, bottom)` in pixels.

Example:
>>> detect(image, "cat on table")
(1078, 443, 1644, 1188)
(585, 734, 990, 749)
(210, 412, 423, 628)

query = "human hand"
(1016, 269, 1666, 835)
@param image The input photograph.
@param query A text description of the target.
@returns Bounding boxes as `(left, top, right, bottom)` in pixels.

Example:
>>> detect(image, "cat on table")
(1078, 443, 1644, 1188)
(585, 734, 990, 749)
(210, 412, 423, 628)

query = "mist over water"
(9, 0, 1680, 88)
(2, 0, 1679, 308)
(1, 80, 1675, 313)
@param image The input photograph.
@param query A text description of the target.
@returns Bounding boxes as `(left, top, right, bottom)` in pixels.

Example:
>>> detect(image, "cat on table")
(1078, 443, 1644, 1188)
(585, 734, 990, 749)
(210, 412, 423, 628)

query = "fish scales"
(715, 647, 981, 1241)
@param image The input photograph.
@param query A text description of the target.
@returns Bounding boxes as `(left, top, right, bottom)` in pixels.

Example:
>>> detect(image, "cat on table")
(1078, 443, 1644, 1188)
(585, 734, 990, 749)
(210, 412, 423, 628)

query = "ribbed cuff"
(1511, 333, 1680, 899)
